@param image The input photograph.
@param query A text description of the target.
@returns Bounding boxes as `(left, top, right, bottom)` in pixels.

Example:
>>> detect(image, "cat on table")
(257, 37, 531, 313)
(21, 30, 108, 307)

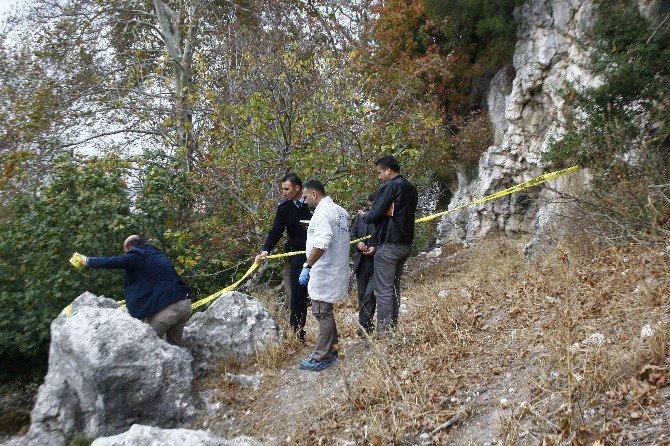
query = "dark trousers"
(356, 258, 376, 333)
(373, 242, 411, 335)
(289, 253, 309, 333)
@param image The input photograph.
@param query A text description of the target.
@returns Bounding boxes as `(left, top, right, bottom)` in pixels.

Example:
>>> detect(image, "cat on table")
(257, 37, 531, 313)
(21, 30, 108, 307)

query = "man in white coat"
(297, 179, 350, 372)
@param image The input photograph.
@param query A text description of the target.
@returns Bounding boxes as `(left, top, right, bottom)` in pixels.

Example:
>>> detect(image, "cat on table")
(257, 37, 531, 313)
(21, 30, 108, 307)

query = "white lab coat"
(305, 196, 350, 303)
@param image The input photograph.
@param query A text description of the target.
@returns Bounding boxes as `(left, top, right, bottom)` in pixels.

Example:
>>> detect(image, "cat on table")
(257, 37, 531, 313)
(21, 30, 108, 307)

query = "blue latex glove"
(298, 267, 311, 285)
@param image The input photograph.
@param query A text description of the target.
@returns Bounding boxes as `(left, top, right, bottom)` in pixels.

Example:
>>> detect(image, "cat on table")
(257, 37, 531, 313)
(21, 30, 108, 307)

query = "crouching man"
(298, 180, 350, 371)
(79, 235, 192, 346)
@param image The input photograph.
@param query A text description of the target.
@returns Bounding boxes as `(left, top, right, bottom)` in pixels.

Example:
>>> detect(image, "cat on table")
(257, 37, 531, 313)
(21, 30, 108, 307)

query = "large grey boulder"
(6, 292, 195, 446)
(61, 291, 120, 314)
(91, 425, 263, 446)
(184, 291, 280, 376)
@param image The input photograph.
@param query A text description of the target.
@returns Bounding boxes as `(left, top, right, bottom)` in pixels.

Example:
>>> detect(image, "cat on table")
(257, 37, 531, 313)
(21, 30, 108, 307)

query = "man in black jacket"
(79, 235, 192, 346)
(362, 156, 418, 336)
(350, 193, 377, 335)
(255, 173, 312, 340)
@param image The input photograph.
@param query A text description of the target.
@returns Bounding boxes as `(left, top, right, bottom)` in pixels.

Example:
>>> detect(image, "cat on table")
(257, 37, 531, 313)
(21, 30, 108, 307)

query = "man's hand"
(357, 242, 368, 252)
(254, 251, 268, 264)
(363, 246, 376, 256)
(298, 267, 311, 285)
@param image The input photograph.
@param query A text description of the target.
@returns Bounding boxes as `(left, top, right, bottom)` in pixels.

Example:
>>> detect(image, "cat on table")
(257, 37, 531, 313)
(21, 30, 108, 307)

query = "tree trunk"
(153, 0, 199, 170)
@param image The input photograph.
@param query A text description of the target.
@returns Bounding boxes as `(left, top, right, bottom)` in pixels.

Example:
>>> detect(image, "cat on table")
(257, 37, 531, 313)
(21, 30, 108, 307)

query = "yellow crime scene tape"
(415, 164, 582, 223)
(65, 165, 580, 315)
(190, 262, 260, 310)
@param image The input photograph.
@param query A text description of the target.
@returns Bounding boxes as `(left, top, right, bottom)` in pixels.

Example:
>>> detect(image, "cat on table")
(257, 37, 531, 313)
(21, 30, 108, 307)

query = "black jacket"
(350, 213, 377, 274)
(262, 199, 313, 253)
(87, 244, 191, 319)
(363, 175, 418, 245)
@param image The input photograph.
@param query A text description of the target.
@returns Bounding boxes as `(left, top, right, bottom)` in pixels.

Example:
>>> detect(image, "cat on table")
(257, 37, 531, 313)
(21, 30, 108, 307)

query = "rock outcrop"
(6, 292, 195, 446)
(91, 424, 263, 446)
(183, 291, 281, 376)
(438, 0, 598, 252)
(5, 290, 283, 445)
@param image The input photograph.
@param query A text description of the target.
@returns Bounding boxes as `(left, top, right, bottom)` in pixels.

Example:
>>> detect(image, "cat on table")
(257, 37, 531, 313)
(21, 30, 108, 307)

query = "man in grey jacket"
(361, 156, 418, 336)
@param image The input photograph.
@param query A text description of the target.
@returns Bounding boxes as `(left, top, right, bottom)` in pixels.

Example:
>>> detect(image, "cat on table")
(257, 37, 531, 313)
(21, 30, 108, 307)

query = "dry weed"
(202, 232, 670, 445)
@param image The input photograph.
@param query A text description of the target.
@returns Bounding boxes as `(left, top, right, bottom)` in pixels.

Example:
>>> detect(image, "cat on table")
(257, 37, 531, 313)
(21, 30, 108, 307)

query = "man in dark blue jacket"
(254, 173, 312, 341)
(361, 156, 418, 337)
(80, 235, 192, 346)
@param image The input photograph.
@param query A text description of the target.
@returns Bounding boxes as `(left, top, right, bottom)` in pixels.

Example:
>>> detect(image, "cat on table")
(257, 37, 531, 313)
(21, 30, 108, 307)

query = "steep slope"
(197, 234, 670, 445)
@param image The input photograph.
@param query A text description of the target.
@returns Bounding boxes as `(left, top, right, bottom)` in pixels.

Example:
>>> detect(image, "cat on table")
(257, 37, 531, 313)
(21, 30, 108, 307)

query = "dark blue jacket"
(262, 198, 313, 253)
(87, 244, 191, 319)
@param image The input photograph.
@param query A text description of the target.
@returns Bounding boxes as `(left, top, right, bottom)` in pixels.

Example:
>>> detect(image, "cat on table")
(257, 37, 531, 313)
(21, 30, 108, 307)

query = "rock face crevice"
(438, 0, 598, 252)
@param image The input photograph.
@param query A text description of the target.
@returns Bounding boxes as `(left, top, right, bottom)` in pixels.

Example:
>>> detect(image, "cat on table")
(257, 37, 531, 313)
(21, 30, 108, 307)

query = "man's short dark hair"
(303, 179, 326, 196)
(375, 155, 400, 173)
(281, 173, 302, 188)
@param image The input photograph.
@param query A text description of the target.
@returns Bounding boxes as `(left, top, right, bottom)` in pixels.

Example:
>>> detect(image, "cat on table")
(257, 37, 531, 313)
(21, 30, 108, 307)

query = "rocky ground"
(3, 234, 669, 445)
(194, 235, 670, 445)
(0, 383, 34, 443)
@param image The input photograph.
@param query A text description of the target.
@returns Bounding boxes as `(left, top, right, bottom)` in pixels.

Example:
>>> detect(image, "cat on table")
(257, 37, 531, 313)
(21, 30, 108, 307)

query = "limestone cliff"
(436, 0, 623, 255)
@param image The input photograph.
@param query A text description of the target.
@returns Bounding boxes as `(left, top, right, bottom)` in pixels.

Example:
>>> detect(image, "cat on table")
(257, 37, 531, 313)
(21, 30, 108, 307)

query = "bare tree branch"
(59, 128, 161, 148)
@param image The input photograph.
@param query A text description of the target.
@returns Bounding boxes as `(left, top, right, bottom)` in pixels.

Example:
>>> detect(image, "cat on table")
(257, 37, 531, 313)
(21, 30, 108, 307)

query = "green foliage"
(134, 153, 197, 243)
(544, 1, 670, 240)
(359, 0, 518, 176)
(69, 434, 94, 446)
(0, 154, 136, 378)
(0, 0, 481, 383)
(545, 1, 670, 169)
(130, 152, 235, 299)
(423, 0, 519, 68)
(194, 46, 389, 288)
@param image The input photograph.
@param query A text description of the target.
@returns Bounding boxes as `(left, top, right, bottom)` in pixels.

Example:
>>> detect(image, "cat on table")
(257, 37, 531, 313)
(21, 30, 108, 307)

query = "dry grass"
(201, 232, 670, 445)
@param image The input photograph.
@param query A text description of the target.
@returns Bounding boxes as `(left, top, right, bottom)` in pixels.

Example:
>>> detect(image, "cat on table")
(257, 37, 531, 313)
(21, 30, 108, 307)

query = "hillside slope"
(196, 235, 670, 445)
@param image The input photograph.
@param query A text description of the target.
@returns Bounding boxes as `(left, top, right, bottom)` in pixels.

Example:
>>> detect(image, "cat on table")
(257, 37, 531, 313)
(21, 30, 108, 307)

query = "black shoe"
(297, 329, 306, 343)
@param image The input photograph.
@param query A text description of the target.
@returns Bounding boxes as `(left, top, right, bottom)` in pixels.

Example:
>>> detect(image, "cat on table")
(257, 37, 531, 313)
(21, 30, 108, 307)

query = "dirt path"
(195, 314, 372, 444)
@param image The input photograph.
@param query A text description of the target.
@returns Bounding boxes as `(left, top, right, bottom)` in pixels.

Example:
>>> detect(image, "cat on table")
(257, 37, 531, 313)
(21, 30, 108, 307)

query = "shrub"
(544, 1, 670, 243)
(0, 154, 135, 379)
